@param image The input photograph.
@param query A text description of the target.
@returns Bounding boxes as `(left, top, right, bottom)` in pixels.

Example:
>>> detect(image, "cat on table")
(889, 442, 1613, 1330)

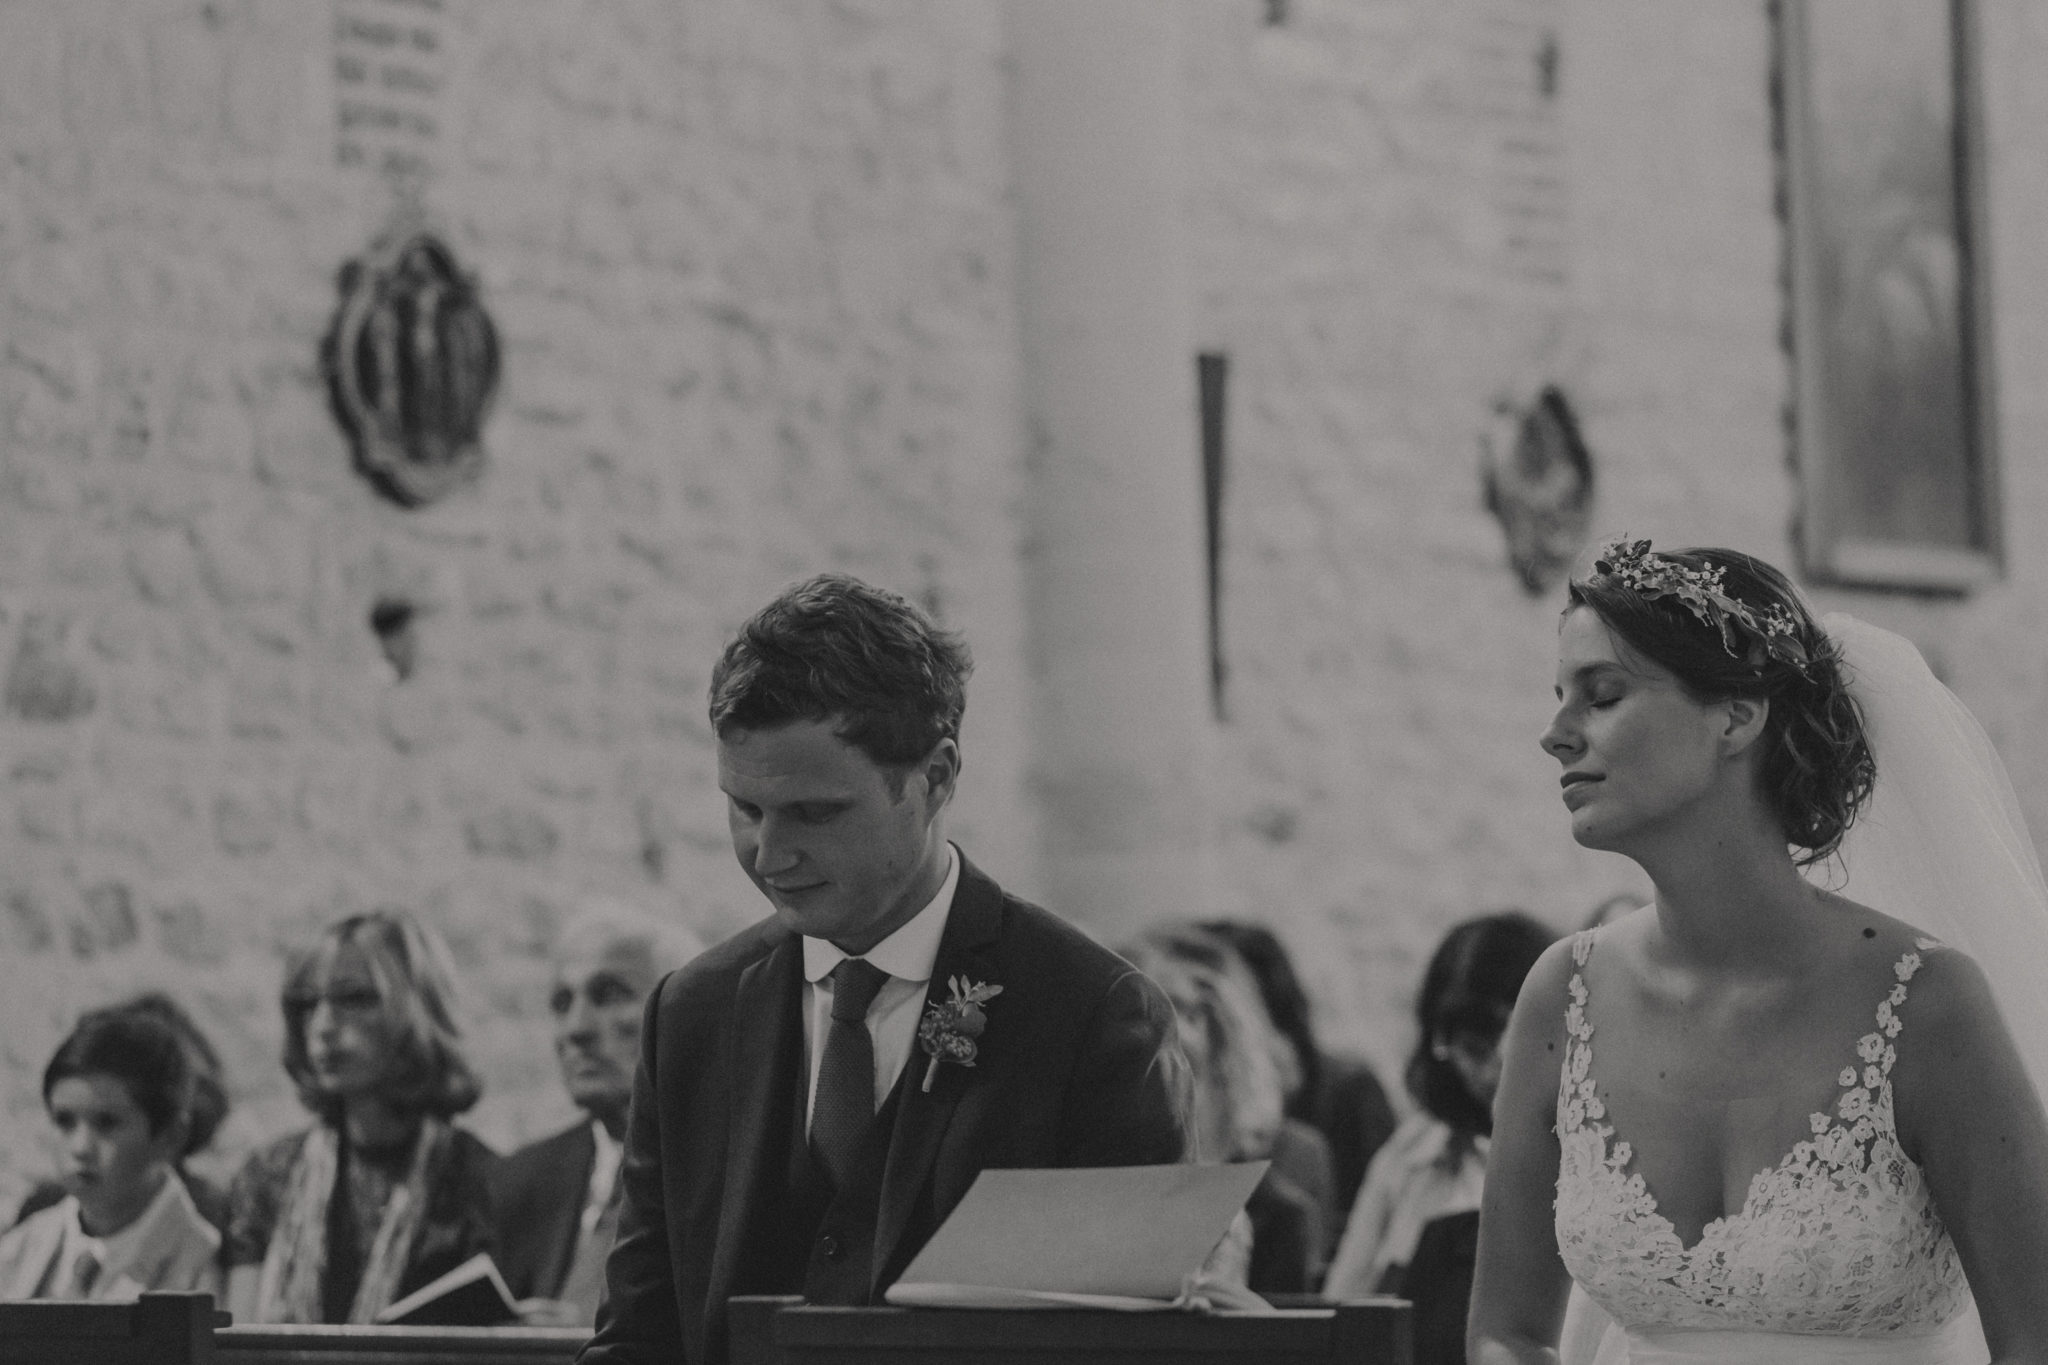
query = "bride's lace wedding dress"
(1553, 929, 1983, 1365)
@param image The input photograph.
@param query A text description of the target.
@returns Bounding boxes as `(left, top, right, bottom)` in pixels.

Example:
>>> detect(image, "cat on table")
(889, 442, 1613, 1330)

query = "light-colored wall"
(1183, 0, 1585, 1086)
(0, 0, 1031, 1207)
(1007, 3, 1220, 941)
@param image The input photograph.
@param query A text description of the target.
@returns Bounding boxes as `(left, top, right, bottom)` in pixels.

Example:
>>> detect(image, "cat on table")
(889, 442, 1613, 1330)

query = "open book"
(883, 1162, 1271, 1312)
(372, 1252, 520, 1326)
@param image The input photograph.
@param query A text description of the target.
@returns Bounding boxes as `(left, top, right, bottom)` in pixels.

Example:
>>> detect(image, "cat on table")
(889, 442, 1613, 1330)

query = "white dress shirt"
(800, 843, 960, 1128)
(50, 1201, 109, 1297)
(1322, 1113, 1489, 1299)
(581, 1118, 623, 1236)
(0, 1170, 220, 1301)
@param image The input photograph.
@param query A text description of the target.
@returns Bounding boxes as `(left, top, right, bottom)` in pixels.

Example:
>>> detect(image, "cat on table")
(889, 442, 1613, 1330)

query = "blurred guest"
(225, 910, 498, 1324)
(0, 1006, 221, 1300)
(1135, 925, 1337, 1270)
(1123, 927, 1327, 1294)
(494, 899, 703, 1326)
(1199, 920, 1398, 1228)
(10, 992, 232, 1239)
(1324, 911, 1555, 1364)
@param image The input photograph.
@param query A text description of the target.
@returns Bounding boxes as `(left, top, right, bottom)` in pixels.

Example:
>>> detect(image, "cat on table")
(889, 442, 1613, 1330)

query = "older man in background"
(497, 900, 704, 1325)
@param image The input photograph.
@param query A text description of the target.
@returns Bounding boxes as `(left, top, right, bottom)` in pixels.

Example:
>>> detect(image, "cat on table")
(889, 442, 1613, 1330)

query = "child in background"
(0, 1007, 222, 1299)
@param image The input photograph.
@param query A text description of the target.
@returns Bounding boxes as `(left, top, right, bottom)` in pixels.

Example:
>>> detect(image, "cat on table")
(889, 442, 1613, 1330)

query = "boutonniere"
(918, 976, 1003, 1092)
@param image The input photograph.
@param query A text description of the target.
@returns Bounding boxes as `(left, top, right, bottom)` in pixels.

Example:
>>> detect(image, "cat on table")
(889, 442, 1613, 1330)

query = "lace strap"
(1559, 931, 1601, 1136)
(1564, 931, 1595, 1041)
(1828, 941, 1935, 1112)
(1564, 932, 1595, 1058)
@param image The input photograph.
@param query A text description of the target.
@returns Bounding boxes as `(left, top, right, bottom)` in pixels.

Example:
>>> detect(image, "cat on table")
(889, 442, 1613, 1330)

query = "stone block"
(70, 881, 140, 957)
(464, 804, 561, 862)
(214, 785, 283, 857)
(4, 615, 96, 723)
(2, 888, 56, 956)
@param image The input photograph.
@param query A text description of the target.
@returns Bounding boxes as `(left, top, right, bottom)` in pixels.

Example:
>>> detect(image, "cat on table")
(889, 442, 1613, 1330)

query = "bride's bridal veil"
(1814, 613, 2048, 1102)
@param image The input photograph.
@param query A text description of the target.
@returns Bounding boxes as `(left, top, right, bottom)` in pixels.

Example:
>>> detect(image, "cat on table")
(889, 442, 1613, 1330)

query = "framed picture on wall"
(1778, 0, 2000, 590)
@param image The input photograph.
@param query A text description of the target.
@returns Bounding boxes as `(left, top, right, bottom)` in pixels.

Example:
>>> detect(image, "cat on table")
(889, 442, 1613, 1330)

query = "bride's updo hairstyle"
(1567, 542, 1874, 866)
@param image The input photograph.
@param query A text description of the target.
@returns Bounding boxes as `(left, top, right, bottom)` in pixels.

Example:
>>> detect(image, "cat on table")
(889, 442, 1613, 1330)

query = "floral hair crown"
(1591, 538, 1811, 675)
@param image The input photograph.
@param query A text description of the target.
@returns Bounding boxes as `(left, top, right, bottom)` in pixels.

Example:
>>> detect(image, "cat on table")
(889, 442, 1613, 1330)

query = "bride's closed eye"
(1554, 684, 1624, 709)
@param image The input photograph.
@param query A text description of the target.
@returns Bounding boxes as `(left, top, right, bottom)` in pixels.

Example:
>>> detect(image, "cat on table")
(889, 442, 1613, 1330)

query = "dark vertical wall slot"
(1537, 30, 1560, 99)
(370, 597, 419, 682)
(1197, 352, 1229, 720)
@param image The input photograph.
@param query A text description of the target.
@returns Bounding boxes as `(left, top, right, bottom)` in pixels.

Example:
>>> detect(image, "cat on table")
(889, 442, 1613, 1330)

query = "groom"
(578, 574, 1191, 1365)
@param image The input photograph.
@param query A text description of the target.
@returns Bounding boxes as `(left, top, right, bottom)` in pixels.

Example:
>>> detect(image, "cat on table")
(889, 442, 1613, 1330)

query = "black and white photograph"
(0, 4, 2045, 1364)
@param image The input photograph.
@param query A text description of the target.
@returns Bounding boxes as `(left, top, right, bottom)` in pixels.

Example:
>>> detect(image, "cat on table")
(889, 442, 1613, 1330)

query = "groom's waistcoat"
(737, 1056, 907, 1305)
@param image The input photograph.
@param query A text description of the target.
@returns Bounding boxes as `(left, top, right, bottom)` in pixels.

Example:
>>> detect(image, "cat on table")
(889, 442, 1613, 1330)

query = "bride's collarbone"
(1602, 910, 1920, 1037)
(1589, 974, 1888, 1100)
(1576, 929, 1926, 1242)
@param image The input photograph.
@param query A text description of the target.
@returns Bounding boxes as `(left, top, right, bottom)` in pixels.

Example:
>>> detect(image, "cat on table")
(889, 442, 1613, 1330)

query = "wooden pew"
(0, 1295, 589, 1365)
(726, 1294, 1412, 1365)
(0, 1291, 224, 1365)
(213, 1323, 587, 1365)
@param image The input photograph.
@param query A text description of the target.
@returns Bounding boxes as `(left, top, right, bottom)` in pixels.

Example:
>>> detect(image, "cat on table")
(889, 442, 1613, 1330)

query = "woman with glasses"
(1325, 912, 1556, 1361)
(224, 909, 499, 1324)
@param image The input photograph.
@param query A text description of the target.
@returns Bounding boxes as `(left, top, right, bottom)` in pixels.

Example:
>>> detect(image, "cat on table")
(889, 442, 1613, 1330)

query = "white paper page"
(886, 1162, 1269, 1304)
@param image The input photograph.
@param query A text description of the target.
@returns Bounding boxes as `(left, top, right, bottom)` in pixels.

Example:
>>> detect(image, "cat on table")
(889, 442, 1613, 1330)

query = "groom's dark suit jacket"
(577, 854, 1190, 1365)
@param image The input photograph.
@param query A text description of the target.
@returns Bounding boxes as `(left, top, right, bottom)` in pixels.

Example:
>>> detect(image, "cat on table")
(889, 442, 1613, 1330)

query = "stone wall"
(0, 0, 1030, 1208)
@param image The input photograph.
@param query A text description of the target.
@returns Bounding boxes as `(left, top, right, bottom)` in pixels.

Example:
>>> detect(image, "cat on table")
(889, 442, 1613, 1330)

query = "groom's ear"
(1719, 696, 1769, 758)
(913, 738, 961, 808)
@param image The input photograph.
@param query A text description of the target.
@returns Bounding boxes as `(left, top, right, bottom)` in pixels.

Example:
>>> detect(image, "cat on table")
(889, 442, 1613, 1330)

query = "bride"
(1469, 540, 2048, 1365)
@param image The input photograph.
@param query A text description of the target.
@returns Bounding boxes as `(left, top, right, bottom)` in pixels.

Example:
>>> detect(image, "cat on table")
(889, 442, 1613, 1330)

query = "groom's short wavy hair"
(1568, 545, 1874, 866)
(708, 574, 972, 778)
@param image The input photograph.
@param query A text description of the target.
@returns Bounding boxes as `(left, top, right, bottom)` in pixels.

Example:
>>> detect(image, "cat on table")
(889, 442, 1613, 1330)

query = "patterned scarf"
(254, 1118, 446, 1324)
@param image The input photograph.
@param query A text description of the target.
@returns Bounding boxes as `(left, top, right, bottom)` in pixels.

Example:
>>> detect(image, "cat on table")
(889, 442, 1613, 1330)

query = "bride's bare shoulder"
(1812, 891, 1994, 1024)
(1501, 934, 1586, 1039)
(1812, 891, 1964, 961)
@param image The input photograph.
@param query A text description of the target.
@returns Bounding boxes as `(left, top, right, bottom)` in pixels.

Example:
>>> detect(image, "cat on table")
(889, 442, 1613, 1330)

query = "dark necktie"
(68, 1247, 101, 1298)
(810, 957, 891, 1188)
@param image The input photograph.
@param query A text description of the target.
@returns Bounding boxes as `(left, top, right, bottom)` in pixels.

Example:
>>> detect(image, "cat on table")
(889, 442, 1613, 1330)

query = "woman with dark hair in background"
(1200, 920, 1399, 1230)
(225, 909, 499, 1324)
(1325, 911, 1556, 1363)
(1472, 540, 2048, 1365)
(0, 1006, 222, 1299)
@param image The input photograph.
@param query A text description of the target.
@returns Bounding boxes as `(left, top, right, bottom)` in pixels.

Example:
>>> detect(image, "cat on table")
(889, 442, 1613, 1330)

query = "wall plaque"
(323, 230, 500, 508)
(1480, 385, 1593, 594)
